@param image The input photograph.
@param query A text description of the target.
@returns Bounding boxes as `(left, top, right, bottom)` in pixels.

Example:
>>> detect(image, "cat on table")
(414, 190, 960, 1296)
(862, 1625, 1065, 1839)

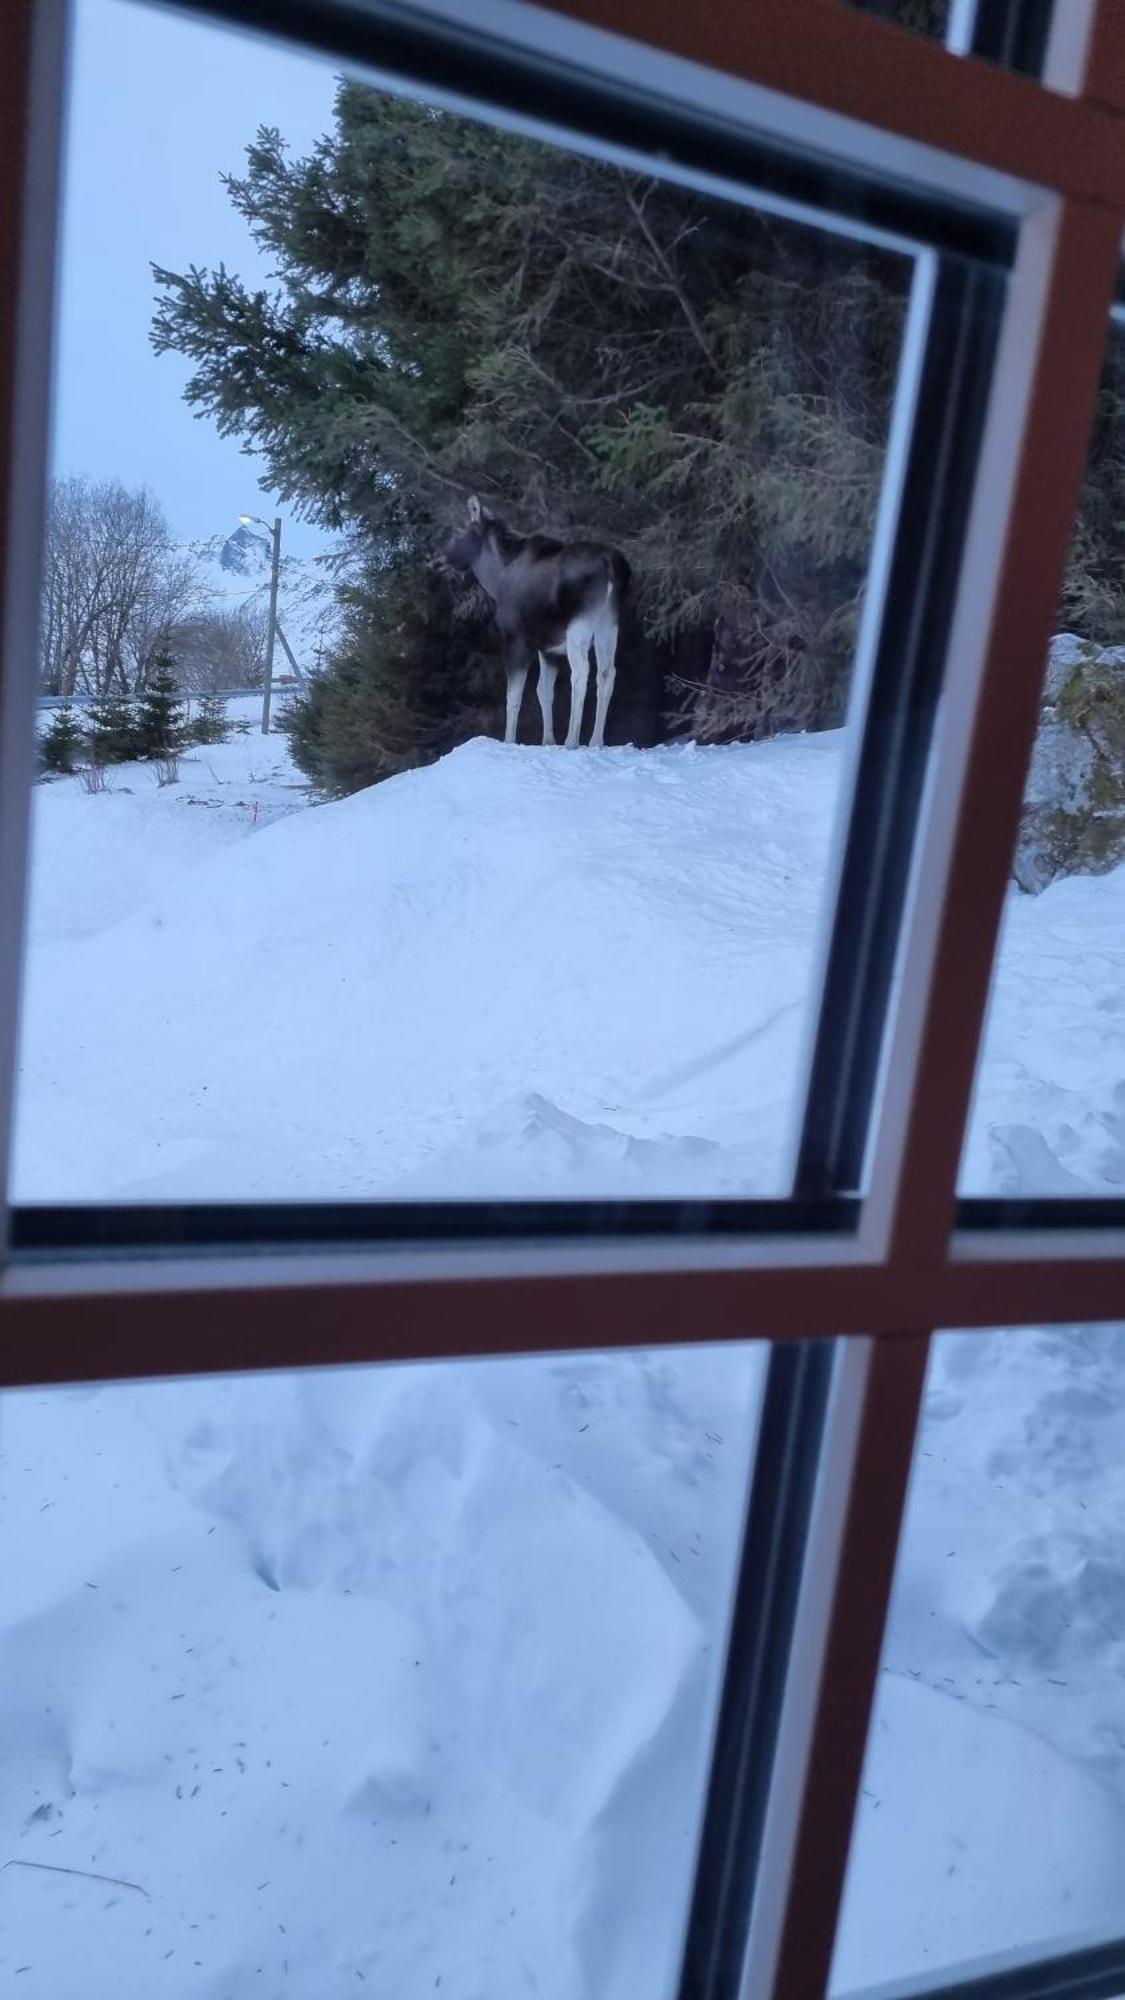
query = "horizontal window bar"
(9, 1196, 861, 1258)
(5, 1241, 1125, 1390)
(956, 1196, 1125, 1231)
(166, 0, 1018, 266)
(530, 0, 1125, 212)
(12, 1194, 1125, 1264)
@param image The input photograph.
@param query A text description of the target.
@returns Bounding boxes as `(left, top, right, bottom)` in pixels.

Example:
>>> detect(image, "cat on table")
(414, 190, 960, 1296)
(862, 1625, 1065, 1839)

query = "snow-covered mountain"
(186, 523, 340, 674)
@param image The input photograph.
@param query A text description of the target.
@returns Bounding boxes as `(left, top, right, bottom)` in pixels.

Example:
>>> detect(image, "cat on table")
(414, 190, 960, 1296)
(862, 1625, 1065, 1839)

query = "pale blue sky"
(53, 0, 339, 555)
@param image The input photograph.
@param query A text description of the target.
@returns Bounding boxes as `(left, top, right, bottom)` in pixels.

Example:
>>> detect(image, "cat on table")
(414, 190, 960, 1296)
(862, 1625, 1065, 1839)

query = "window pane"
(13, 0, 918, 1204)
(962, 319, 1125, 1199)
(831, 1322, 1125, 1994)
(0, 1342, 762, 1996)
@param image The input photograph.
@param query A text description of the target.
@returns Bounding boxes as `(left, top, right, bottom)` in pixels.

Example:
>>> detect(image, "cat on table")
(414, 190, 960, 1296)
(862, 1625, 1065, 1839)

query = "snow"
(0, 1350, 763, 1998)
(833, 1321, 1125, 1992)
(13, 721, 843, 1200)
(962, 867, 1125, 1194)
(6, 718, 1125, 1996)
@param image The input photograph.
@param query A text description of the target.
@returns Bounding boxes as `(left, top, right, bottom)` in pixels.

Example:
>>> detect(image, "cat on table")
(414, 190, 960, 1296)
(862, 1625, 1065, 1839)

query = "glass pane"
(14, 0, 918, 1204)
(962, 319, 1125, 1198)
(832, 1322, 1125, 1994)
(0, 1342, 763, 1996)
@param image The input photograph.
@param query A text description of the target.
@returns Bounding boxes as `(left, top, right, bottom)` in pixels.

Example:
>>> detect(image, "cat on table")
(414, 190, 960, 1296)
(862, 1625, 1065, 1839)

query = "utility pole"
(262, 515, 282, 735)
(239, 511, 283, 734)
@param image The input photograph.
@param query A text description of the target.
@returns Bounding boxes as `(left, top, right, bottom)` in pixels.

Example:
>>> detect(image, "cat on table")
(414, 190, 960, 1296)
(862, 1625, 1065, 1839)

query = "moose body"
(442, 497, 628, 749)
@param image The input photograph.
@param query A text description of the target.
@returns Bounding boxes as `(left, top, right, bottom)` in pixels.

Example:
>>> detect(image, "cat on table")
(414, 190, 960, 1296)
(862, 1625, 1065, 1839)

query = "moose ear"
(467, 495, 483, 525)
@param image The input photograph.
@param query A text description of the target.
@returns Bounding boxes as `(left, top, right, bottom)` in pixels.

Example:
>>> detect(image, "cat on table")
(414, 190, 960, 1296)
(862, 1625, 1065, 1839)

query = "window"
(15, 0, 924, 1209)
(3, 2, 1125, 1999)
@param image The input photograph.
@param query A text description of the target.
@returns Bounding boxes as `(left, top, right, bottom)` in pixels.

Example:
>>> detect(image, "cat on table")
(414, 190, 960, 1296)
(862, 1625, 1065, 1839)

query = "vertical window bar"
(0, 0, 67, 1245)
(793, 256, 1004, 1197)
(676, 1340, 835, 2000)
(795, 0, 1053, 1199)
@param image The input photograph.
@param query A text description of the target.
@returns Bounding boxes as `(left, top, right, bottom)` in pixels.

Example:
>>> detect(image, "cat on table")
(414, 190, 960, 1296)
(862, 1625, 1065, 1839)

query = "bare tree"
(39, 477, 202, 695)
(166, 602, 269, 692)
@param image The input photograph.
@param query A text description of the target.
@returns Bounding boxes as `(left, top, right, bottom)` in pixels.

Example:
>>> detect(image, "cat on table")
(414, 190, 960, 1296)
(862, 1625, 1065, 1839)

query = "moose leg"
(564, 628, 592, 750)
(591, 617, 618, 750)
(537, 653, 558, 745)
(503, 645, 530, 745)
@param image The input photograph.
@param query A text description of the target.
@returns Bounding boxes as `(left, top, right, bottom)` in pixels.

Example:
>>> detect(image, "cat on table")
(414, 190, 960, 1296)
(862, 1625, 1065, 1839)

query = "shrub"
(134, 650, 187, 759)
(88, 688, 140, 764)
(188, 689, 231, 746)
(39, 702, 84, 775)
(76, 759, 112, 795)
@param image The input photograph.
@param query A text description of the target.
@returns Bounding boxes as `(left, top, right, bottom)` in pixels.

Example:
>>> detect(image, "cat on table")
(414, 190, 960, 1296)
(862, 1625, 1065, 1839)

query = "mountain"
(185, 523, 341, 676)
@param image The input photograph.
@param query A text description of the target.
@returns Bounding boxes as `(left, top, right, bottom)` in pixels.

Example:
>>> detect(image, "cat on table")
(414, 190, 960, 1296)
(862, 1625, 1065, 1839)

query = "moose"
(440, 497, 629, 749)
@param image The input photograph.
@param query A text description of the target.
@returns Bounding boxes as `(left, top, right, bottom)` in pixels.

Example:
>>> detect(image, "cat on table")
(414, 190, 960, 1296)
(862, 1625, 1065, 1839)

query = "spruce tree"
(134, 651, 186, 759)
(89, 687, 139, 764)
(191, 688, 231, 745)
(151, 88, 907, 775)
(39, 701, 84, 775)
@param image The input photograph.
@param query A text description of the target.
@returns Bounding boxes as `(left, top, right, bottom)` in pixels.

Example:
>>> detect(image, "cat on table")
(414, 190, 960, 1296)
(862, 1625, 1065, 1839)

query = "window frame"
(4, 2, 1125, 1997)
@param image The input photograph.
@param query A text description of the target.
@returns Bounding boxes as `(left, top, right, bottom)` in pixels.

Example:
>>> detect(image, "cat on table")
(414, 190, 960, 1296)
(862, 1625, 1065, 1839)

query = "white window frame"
(4, 2, 1125, 1995)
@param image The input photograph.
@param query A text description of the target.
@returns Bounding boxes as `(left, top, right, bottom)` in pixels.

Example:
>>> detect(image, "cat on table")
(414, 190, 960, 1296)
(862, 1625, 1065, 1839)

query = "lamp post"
(239, 511, 282, 734)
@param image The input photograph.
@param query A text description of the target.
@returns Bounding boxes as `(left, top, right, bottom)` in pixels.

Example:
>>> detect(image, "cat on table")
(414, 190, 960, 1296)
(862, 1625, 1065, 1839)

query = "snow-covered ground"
(4, 712, 1125, 1996)
(15, 711, 844, 1201)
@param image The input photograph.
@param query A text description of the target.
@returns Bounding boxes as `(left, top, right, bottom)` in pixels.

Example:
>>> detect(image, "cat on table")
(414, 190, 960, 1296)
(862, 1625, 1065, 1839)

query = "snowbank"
(14, 731, 845, 1200)
(0, 1348, 763, 1998)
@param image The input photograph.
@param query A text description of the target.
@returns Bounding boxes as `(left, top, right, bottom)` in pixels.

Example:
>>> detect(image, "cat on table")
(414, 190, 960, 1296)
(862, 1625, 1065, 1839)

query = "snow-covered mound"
(963, 864, 1125, 1193)
(15, 731, 845, 1201)
(0, 1345, 764, 1999)
(17, 723, 1125, 1202)
(834, 1673, 1125, 1992)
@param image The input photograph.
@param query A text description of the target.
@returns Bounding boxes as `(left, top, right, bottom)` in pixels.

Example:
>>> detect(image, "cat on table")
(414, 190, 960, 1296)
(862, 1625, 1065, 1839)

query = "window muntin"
(960, 316, 1125, 1204)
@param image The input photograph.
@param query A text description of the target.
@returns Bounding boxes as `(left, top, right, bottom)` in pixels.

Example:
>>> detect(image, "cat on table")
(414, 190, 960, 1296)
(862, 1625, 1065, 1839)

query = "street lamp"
(239, 512, 282, 735)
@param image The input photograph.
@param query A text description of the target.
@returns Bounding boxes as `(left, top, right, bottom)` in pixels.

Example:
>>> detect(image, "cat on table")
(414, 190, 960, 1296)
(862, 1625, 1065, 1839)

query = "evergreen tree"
(39, 701, 84, 775)
(282, 559, 497, 794)
(134, 651, 186, 759)
(190, 688, 231, 745)
(151, 87, 906, 783)
(149, 77, 1125, 787)
(89, 687, 139, 764)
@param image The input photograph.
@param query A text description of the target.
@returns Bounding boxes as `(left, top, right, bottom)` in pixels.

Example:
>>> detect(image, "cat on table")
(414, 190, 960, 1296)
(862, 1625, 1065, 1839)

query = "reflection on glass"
(15, 0, 913, 1202)
(0, 1343, 762, 1997)
(832, 1323, 1125, 1994)
(963, 322, 1125, 1199)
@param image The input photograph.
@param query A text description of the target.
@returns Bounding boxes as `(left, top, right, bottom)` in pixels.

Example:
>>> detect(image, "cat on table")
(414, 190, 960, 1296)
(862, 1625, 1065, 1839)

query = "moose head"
(439, 494, 495, 574)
